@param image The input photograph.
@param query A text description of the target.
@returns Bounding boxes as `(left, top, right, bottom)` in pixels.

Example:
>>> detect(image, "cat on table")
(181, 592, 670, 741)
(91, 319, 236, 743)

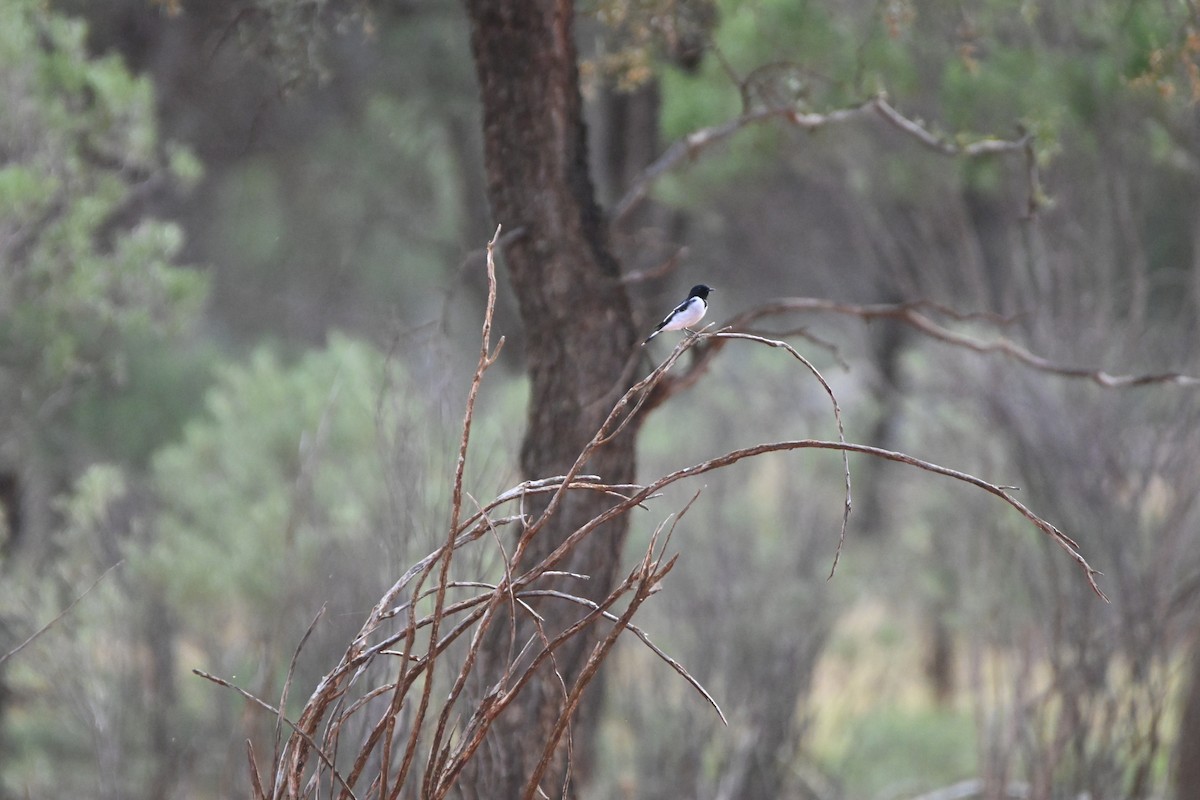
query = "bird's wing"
(659, 298, 690, 326)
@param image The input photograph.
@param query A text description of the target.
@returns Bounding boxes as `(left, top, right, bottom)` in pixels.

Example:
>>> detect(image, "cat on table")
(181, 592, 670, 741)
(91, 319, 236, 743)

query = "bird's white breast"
(662, 297, 707, 331)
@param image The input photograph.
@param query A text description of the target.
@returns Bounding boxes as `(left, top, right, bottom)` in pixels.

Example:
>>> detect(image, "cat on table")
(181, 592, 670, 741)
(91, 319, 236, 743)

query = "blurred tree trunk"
(461, 1, 639, 796)
(144, 593, 180, 799)
(1174, 634, 1200, 799)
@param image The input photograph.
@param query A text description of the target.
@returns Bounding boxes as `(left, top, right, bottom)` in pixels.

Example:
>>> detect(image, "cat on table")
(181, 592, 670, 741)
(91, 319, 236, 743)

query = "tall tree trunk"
(461, 2, 639, 796)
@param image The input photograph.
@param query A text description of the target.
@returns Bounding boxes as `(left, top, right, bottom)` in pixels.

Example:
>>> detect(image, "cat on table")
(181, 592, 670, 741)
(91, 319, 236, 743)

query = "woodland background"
(3, 0, 1200, 798)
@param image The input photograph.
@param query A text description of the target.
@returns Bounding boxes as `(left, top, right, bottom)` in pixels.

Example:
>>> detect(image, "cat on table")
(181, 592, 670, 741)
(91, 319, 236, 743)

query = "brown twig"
(648, 299, 1200, 413)
(273, 604, 325, 783)
(805, 298, 1200, 387)
(248, 740, 268, 800)
(708, 331, 853, 578)
(512, 582, 727, 725)
(522, 554, 676, 799)
(252, 235, 1120, 800)
(431, 569, 646, 797)
(631, 438, 1108, 601)
(737, 324, 851, 368)
(403, 223, 505, 800)
(193, 669, 359, 800)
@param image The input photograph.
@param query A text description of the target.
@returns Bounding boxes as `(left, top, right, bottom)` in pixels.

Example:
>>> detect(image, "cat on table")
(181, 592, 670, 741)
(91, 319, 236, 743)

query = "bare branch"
(521, 555, 672, 799)
(871, 95, 1029, 157)
(273, 604, 325, 778)
(518, 588, 727, 725)
(402, 223, 505, 797)
(634, 437, 1108, 601)
(0, 560, 123, 666)
(650, 299, 1200, 407)
(248, 740, 268, 800)
(614, 94, 1038, 225)
(708, 331, 853, 578)
(253, 233, 1119, 800)
(736, 299, 1200, 387)
(193, 669, 359, 800)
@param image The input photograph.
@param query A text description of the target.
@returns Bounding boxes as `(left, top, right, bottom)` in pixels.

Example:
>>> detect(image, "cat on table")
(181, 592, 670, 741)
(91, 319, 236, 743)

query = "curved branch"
(534, 436, 1108, 603)
(730, 299, 1200, 387)
(613, 94, 1037, 225)
(647, 298, 1199, 412)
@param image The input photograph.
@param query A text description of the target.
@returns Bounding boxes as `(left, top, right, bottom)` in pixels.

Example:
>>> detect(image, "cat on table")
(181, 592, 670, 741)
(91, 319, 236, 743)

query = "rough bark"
(460, 2, 639, 796)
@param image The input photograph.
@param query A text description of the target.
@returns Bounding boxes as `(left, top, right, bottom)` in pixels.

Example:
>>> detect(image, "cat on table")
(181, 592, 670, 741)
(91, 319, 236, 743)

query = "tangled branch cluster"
(196, 228, 1120, 799)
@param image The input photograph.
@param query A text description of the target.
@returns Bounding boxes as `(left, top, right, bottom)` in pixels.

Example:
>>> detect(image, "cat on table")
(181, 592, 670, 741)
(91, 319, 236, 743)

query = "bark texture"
(460, 1, 639, 796)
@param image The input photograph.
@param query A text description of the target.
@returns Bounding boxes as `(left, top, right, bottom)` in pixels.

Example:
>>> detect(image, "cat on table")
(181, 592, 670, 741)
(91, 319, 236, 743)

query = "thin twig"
(405, 223, 505, 800)
(522, 553, 677, 798)
(193, 669, 360, 800)
(248, 740, 268, 800)
(708, 330, 853, 579)
(273, 604, 325, 782)
(635, 439, 1108, 601)
(0, 560, 123, 666)
(432, 571, 644, 797)
(649, 298, 1200, 413)
(516, 587, 726, 724)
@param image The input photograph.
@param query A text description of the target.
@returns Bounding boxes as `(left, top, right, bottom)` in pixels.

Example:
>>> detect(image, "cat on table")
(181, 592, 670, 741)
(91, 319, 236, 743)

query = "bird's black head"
(689, 284, 713, 299)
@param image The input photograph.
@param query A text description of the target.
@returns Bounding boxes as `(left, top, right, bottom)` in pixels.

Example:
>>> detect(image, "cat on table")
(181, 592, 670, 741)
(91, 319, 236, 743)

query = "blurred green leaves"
(638, 0, 1200, 216)
(0, 0, 206, 409)
(833, 706, 977, 797)
(141, 335, 397, 617)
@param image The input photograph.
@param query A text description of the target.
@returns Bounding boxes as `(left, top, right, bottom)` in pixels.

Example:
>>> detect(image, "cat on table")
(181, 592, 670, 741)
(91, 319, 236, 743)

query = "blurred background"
(2, 0, 1200, 797)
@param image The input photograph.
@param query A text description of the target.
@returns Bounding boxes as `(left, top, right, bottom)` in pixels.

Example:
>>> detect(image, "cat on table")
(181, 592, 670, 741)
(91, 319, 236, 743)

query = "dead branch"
(646, 298, 1200, 412)
(274, 605, 325, 778)
(707, 330, 853, 578)
(194, 669, 360, 800)
(249, 740, 268, 800)
(613, 94, 1038, 225)
(230, 231, 1119, 800)
(409, 222, 505, 798)
(517, 588, 726, 724)
(725, 298, 1200, 388)
(521, 552, 675, 799)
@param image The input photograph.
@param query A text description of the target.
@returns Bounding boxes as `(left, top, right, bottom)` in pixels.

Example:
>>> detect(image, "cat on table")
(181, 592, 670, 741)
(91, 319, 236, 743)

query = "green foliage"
(639, 0, 1199, 211)
(0, 0, 206, 410)
(201, 9, 476, 336)
(830, 706, 977, 797)
(140, 335, 399, 620)
(6, 320, 529, 796)
(68, 332, 219, 466)
(229, 0, 373, 90)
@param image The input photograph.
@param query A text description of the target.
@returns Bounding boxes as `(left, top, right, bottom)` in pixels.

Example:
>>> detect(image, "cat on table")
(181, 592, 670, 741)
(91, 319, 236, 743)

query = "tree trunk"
(460, 2, 639, 796)
(1174, 633, 1200, 799)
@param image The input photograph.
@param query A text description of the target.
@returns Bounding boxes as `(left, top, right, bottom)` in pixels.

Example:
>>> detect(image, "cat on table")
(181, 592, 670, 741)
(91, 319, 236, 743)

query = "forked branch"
(216, 233, 1114, 800)
(614, 93, 1039, 224)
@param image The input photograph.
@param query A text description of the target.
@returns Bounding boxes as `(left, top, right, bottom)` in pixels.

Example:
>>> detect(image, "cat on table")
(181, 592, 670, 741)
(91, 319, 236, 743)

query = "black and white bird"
(642, 284, 714, 345)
